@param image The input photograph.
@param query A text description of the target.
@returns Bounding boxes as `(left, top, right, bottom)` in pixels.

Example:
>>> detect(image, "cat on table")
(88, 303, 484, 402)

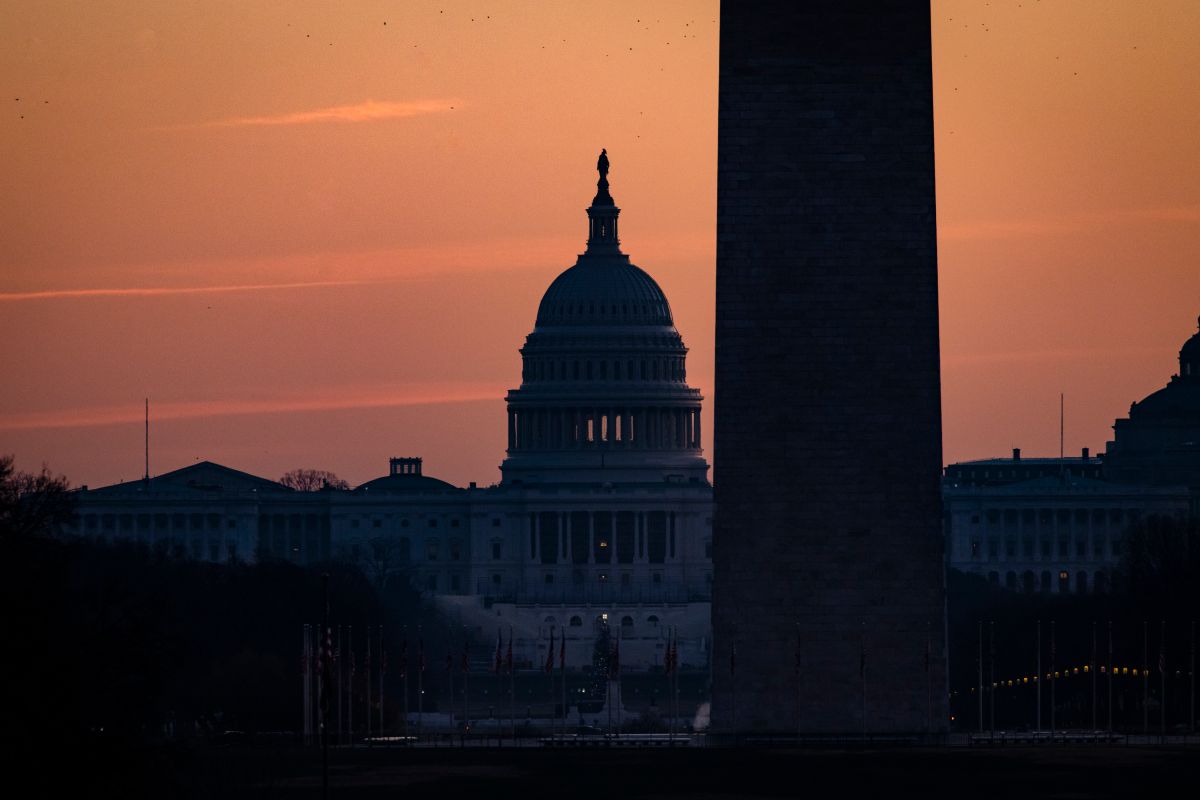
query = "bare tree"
(360, 536, 405, 591)
(277, 469, 349, 492)
(0, 455, 75, 539)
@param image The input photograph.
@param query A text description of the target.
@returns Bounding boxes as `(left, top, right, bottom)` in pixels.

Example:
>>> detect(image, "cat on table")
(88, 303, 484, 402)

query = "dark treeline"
(947, 515, 1200, 732)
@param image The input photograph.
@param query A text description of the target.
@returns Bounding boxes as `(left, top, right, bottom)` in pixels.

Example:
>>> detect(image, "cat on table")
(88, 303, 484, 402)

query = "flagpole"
(1191, 620, 1196, 735)
(1160, 620, 1166, 739)
(447, 641, 454, 742)
(551, 626, 556, 740)
(1036, 620, 1042, 734)
(1091, 621, 1097, 731)
(508, 625, 515, 744)
(926, 620, 933, 737)
(463, 628, 470, 746)
(366, 624, 372, 745)
(402, 629, 409, 742)
(616, 624, 623, 737)
(1142, 620, 1148, 734)
(337, 625, 343, 746)
(977, 620, 983, 734)
(348, 624, 354, 748)
(1050, 620, 1056, 736)
(988, 620, 995, 736)
(379, 625, 385, 743)
(302, 624, 309, 745)
(1107, 620, 1113, 734)
(320, 574, 330, 800)
(606, 621, 613, 737)
(560, 628, 567, 742)
(417, 631, 424, 742)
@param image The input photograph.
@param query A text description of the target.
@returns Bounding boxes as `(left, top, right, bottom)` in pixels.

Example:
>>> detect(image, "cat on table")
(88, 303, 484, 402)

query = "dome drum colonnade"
(501, 150, 707, 484)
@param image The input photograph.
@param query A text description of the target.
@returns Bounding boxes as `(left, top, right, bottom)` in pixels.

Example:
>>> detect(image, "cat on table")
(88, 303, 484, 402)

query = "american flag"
(493, 628, 503, 674)
(319, 624, 333, 729)
(545, 628, 555, 674)
(559, 632, 566, 671)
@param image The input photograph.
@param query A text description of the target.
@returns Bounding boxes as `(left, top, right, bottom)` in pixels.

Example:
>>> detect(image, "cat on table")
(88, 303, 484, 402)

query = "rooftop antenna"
(144, 397, 150, 482)
(1059, 393, 1065, 480)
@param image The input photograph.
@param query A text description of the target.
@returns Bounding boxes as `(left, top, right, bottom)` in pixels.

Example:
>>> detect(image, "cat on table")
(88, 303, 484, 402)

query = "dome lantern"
(586, 149, 621, 254)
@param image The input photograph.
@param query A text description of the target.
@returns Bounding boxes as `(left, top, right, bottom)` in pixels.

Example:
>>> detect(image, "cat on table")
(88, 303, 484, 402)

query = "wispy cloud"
(942, 346, 1162, 367)
(0, 279, 373, 303)
(200, 99, 459, 128)
(940, 204, 1200, 241)
(0, 383, 504, 432)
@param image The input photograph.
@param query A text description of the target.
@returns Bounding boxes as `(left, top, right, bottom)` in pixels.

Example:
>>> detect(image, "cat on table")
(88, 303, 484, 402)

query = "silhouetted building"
(712, 1, 946, 734)
(1105, 317, 1200, 503)
(71, 156, 713, 671)
(944, 315, 1200, 590)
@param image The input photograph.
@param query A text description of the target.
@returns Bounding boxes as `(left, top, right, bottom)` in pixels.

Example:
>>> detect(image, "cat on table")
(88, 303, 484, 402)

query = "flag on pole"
(545, 628, 556, 674)
(319, 624, 333, 726)
(559, 630, 566, 670)
(494, 628, 503, 674)
(664, 630, 674, 676)
(506, 629, 514, 674)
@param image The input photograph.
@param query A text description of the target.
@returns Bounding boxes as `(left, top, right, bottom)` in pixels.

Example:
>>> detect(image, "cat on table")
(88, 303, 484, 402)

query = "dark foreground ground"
(49, 741, 1199, 799)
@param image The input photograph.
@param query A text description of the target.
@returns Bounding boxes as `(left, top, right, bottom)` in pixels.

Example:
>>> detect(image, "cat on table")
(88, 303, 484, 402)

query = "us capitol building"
(72, 152, 714, 670)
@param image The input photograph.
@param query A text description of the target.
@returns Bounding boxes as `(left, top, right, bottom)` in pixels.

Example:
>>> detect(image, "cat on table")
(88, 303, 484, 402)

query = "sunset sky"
(3, 1, 1199, 488)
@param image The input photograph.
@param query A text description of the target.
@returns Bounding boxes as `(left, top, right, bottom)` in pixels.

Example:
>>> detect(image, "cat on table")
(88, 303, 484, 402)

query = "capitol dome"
(500, 151, 708, 486)
(1180, 316, 1200, 378)
(535, 259, 673, 327)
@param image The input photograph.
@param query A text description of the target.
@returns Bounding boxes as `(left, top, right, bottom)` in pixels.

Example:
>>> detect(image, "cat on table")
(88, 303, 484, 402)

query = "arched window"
(647, 615, 660, 627)
(1005, 571, 1017, 591)
(1040, 570, 1051, 592)
(987, 571, 999, 585)
(1022, 570, 1035, 593)
(569, 616, 583, 627)
(1094, 571, 1108, 593)
(621, 615, 634, 628)
(1076, 571, 1088, 594)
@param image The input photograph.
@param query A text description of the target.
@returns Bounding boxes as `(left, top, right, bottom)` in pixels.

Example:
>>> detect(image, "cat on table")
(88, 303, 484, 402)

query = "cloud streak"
(940, 204, 1200, 241)
(0, 279, 374, 303)
(202, 99, 459, 128)
(0, 384, 505, 432)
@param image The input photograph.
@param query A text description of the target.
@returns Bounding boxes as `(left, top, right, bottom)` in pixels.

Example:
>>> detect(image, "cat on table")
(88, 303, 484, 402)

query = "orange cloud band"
(0, 384, 505, 432)
(204, 99, 461, 128)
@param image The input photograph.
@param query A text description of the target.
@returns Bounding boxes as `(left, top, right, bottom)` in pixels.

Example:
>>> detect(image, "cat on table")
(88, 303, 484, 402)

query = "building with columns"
(70, 153, 714, 671)
(945, 316, 1200, 591)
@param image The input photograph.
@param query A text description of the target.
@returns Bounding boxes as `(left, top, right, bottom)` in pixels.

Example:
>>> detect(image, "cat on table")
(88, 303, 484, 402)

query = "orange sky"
(2, 1, 1198, 488)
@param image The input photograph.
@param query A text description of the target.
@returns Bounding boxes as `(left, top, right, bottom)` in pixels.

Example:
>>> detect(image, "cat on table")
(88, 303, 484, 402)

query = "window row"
(968, 533, 1121, 561)
(987, 569, 1110, 594)
(522, 356, 685, 383)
